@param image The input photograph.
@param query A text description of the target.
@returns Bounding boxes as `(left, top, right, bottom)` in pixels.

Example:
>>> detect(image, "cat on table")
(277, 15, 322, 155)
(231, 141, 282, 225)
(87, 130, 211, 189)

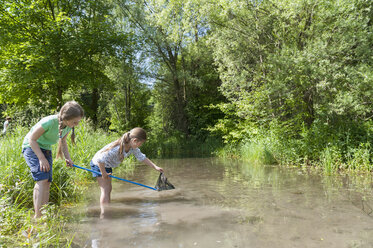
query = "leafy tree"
(0, 0, 125, 126)
(103, 54, 152, 132)
(115, 0, 224, 138)
(204, 0, 373, 145)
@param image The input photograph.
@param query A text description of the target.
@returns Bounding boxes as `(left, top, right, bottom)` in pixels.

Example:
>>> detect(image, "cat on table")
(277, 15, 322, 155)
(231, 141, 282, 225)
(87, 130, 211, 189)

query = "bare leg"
(97, 177, 112, 218)
(42, 181, 51, 205)
(33, 179, 51, 218)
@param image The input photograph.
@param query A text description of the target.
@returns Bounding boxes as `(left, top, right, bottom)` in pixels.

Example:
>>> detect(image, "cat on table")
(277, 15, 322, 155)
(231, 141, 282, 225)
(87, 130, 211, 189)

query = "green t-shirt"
(22, 115, 72, 150)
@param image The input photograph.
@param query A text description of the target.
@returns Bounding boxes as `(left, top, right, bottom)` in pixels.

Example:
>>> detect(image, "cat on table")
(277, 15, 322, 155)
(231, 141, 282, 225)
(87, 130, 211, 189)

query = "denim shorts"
(90, 160, 112, 178)
(22, 147, 53, 182)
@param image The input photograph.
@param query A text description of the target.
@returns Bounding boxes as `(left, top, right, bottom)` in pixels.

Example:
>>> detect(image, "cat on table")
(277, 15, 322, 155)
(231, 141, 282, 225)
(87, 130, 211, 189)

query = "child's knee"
(36, 179, 49, 186)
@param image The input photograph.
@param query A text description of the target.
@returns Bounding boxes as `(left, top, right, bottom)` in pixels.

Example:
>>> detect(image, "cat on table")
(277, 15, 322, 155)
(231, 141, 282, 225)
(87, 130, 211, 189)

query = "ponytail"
(118, 132, 131, 161)
(103, 128, 146, 162)
(104, 132, 131, 162)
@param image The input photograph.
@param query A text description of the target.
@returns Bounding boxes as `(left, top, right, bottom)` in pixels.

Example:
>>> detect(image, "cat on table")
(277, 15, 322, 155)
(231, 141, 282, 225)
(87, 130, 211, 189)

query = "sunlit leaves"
(0, 0, 125, 109)
(204, 0, 373, 144)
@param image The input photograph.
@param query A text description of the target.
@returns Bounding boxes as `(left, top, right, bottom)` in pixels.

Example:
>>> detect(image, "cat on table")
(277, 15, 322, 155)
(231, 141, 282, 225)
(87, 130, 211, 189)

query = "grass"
(218, 130, 373, 174)
(239, 140, 277, 165)
(0, 201, 77, 247)
(0, 119, 134, 247)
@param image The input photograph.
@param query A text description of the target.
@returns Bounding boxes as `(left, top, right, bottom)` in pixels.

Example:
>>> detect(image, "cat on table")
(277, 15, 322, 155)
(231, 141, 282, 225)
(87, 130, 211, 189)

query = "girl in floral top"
(90, 127, 163, 218)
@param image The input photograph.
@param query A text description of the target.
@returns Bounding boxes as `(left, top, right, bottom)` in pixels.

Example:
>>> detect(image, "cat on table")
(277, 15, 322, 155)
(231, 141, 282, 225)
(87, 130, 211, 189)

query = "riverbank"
(215, 122, 373, 174)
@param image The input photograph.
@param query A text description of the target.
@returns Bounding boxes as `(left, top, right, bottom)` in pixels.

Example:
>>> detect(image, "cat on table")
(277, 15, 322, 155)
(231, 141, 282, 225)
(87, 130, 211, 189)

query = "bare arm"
(98, 162, 111, 179)
(29, 125, 50, 172)
(60, 134, 73, 167)
(142, 158, 163, 173)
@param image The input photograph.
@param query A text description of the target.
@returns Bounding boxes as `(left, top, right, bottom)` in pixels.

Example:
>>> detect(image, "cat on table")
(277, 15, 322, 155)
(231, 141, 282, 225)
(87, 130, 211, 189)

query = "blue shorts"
(90, 160, 112, 178)
(22, 147, 53, 182)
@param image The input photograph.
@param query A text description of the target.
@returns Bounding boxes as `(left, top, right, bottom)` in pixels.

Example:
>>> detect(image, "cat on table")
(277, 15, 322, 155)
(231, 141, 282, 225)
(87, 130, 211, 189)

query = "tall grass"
(0, 119, 132, 247)
(223, 122, 373, 174)
(239, 140, 277, 165)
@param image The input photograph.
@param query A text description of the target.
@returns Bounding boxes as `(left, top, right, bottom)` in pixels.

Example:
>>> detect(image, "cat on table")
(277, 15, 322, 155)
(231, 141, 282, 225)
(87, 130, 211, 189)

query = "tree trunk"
(91, 87, 99, 128)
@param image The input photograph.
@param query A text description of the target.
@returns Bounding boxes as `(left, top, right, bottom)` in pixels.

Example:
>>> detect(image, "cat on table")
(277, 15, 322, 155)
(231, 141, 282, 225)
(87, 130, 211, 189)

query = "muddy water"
(73, 158, 373, 248)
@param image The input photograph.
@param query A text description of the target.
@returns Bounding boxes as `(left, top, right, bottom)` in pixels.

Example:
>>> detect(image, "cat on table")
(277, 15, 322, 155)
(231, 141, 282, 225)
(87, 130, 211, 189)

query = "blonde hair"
(56, 101, 84, 159)
(103, 127, 147, 162)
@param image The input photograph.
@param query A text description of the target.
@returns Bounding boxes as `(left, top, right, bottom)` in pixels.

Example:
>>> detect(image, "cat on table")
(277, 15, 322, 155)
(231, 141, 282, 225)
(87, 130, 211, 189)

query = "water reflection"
(71, 158, 373, 248)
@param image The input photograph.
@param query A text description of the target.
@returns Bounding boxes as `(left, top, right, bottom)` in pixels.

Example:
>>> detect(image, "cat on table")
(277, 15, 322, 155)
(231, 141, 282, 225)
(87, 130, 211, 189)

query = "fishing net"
(155, 173, 175, 191)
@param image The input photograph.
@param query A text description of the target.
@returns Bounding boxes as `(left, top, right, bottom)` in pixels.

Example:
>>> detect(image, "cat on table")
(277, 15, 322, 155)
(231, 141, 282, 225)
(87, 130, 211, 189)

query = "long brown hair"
(56, 101, 84, 159)
(103, 127, 147, 162)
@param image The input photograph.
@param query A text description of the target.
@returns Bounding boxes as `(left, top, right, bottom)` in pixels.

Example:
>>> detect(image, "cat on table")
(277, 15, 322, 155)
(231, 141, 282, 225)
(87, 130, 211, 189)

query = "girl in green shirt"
(22, 101, 84, 218)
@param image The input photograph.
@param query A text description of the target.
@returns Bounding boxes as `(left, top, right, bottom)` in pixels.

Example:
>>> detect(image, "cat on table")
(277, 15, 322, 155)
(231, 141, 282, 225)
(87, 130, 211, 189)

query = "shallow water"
(71, 158, 373, 248)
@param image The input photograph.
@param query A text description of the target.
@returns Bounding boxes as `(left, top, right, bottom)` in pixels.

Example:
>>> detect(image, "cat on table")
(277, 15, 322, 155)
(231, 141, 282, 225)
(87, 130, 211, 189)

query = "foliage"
(103, 55, 152, 132)
(226, 120, 373, 172)
(142, 130, 223, 158)
(1, 0, 372, 173)
(115, 0, 225, 137)
(202, 0, 373, 171)
(0, 0, 134, 130)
